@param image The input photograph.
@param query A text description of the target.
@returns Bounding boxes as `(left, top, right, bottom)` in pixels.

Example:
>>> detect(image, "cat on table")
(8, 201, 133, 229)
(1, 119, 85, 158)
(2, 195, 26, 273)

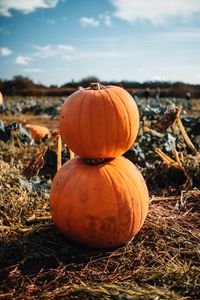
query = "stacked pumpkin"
(50, 83, 149, 248)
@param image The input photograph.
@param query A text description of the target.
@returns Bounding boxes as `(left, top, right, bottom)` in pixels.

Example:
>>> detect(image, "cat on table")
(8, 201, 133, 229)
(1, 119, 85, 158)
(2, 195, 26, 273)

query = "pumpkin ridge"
(50, 168, 65, 225)
(79, 92, 89, 156)
(57, 162, 84, 238)
(103, 89, 120, 158)
(72, 167, 91, 242)
(95, 90, 107, 156)
(130, 164, 149, 231)
(102, 166, 119, 243)
(111, 160, 136, 238)
(63, 174, 78, 239)
(87, 90, 97, 156)
(126, 170, 142, 234)
(112, 90, 134, 148)
(120, 159, 148, 232)
(100, 90, 108, 157)
(54, 169, 73, 231)
(114, 157, 148, 234)
(51, 159, 82, 230)
(106, 88, 135, 155)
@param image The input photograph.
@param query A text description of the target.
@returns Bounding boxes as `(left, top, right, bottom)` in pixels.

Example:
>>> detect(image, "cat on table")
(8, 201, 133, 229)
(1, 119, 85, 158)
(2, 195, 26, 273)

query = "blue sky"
(0, 0, 200, 86)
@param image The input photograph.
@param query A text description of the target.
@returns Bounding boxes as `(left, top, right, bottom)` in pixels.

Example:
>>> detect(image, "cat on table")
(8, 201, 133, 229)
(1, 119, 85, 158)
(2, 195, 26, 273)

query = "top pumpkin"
(60, 83, 139, 158)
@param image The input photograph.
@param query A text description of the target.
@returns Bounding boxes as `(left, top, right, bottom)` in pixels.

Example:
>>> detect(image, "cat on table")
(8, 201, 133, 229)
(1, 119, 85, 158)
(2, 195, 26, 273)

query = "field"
(0, 94, 200, 299)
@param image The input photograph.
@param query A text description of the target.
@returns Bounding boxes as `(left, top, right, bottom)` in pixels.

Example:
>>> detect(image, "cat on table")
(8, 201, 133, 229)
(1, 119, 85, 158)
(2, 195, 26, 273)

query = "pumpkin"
(0, 92, 3, 106)
(59, 83, 139, 158)
(50, 155, 149, 248)
(24, 124, 50, 140)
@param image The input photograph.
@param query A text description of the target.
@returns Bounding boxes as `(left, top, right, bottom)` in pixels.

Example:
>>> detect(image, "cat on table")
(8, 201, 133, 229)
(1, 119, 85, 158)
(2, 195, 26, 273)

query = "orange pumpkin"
(59, 83, 139, 158)
(50, 155, 149, 248)
(24, 124, 50, 140)
(0, 92, 3, 106)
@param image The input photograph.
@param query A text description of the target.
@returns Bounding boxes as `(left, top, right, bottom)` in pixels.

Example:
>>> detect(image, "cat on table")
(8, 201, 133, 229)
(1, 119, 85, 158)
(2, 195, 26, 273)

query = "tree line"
(0, 75, 200, 98)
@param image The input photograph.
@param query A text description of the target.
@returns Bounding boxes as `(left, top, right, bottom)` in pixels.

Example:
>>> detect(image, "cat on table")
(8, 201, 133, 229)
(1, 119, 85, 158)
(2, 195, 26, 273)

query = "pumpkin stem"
(88, 82, 105, 90)
(85, 158, 111, 166)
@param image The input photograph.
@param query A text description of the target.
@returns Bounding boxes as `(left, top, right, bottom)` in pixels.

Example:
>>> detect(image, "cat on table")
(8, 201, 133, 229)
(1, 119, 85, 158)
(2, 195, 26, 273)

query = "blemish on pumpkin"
(87, 215, 96, 228)
(100, 216, 115, 232)
(86, 215, 97, 236)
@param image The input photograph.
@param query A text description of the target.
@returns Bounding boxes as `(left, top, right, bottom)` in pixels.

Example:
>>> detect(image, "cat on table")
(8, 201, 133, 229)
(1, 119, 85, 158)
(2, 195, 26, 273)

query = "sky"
(0, 0, 200, 86)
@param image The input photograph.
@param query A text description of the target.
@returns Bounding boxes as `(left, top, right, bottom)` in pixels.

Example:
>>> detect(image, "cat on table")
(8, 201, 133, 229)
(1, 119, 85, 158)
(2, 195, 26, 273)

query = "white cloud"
(99, 13, 112, 26)
(110, 0, 200, 24)
(33, 44, 75, 58)
(0, 47, 12, 56)
(22, 68, 44, 73)
(104, 15, 112, 26)
(0, 0, 59, 17)
(16, 55, 32, 65)
(80, 17, 100, 27)
(13, 44, 75, 67)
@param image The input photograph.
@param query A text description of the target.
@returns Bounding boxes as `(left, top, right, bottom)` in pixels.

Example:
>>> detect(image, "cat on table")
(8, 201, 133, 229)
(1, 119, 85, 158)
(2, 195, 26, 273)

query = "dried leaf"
(23, 147, 47, 180)
(155, 107, 178, 131)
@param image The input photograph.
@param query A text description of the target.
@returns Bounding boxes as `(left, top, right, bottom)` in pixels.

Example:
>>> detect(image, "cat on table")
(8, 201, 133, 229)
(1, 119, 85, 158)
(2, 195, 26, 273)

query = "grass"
(0, 150, 199, 299)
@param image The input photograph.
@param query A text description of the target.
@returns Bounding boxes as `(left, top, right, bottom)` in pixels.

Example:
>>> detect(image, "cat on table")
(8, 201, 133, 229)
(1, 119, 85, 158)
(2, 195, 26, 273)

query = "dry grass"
(0, 152, 199, 300)
(0, 97, 200, 299)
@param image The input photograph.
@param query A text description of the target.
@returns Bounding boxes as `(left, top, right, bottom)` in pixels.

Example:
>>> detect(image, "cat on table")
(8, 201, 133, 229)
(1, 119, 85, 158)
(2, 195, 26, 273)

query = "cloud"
(33, 44, 75, 59)
(16, 55, 32, 65)
(80, 14, 112, 28)
(99, 13, 112, 26)
(22, 68, 44, 73)
(110, 0, 200, 24)
(103, 15, 112, 26)
(0, 0, 59, 17)
(14, 44, 75, 67)
(0, 47, 12, 56)
(80, 17, 100, 27)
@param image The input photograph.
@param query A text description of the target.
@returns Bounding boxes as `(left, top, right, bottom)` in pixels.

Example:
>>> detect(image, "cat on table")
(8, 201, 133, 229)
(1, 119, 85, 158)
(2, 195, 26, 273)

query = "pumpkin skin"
(50, 155, 149, 248)
(59, 84, 139, 158)
(24, 124, 50, 140)
(0, 92, 3, 106)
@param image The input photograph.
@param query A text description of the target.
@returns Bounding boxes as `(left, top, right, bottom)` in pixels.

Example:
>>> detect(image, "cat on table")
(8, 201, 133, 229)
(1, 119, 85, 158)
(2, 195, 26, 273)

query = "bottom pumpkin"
(50, 156, 149, 248)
